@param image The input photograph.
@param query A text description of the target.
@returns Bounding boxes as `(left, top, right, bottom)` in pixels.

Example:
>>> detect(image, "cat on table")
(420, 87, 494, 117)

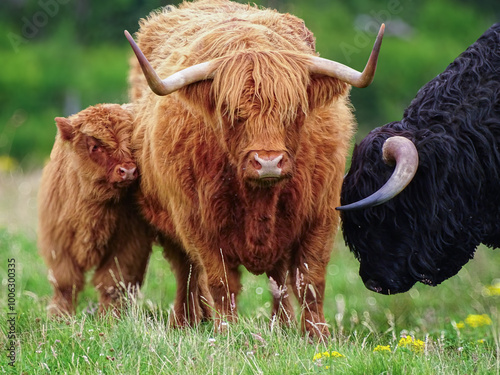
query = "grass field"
(0, 171, 499, 374)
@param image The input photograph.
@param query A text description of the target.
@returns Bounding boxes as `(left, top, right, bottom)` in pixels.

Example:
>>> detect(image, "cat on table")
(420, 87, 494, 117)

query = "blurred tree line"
(0, 0, 497, 169)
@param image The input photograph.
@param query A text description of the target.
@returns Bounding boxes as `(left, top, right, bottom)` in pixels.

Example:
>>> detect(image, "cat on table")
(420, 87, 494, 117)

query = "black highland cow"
(338, 23, 500, 295)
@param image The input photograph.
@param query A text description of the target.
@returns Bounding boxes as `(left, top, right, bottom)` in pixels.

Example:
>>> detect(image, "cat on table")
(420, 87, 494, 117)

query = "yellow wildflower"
(465, 314, 492, 328)
(312, 351, 345, 361)
(484, 283, 500, 296)
(455, 321, 465, 329)
(398, 336, 425, 353)
(332, 351, 344, 358)
(373, 345, 391, 353)
(398, 336, 413, 346)
(412, 340, 425, 353)
(312, 352, 322, 361)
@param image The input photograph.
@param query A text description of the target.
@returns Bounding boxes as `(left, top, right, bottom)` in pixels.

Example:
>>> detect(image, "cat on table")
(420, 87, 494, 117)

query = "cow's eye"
(90, 144, 101, 153)
(87, 136, 103, 154)
(233, 116, 247, 127)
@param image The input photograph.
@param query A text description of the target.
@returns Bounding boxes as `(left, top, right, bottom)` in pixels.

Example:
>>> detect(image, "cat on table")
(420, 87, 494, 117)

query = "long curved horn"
(336, 136, 419, 211)
(309, 24, 385, 88)
(125, 23, 383, 96)
(124, 30, 218, 96)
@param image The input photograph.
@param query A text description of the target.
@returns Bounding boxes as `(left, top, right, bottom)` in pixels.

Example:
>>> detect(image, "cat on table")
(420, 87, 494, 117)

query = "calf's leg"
(44, 251, 85, 316)
(93, 216, 153, 315)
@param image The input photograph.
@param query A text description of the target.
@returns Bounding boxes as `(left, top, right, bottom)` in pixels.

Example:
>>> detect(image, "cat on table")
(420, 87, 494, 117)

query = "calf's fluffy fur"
(38, 104, 153, 316)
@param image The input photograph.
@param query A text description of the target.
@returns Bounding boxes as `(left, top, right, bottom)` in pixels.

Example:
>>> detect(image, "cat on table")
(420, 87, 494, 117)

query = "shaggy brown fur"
(130, 0, 354, 337)
(38, 104, 154, 316)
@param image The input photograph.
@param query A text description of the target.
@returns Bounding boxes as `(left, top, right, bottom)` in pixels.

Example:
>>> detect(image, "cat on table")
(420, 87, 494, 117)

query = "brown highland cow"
(126, 0, 383, 337)
(38, 103, 153, 316)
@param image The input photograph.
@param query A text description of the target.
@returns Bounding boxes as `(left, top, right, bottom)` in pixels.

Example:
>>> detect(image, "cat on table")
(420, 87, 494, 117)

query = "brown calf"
(38, 103, 154, 316)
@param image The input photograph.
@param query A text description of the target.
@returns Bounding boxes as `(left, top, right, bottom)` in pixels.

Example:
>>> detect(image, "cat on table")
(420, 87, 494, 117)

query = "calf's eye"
(90, 144, 101, 153)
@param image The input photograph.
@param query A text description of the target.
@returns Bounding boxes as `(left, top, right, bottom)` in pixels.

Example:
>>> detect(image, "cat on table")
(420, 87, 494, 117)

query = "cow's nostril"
(117, 166, 137, 181)
(364, 279, 383, 293)
(250, 159, 262, 170)
(245, 151, 292, 182)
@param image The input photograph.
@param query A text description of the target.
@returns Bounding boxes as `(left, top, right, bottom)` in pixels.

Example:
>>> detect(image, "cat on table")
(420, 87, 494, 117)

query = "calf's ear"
(55, 117, 74, 141)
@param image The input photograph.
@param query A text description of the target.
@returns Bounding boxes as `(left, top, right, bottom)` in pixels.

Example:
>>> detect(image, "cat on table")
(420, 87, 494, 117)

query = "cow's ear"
(55, 117, 74, 141)
(180, 81, 216, 118)
(308, 76, 349, 110)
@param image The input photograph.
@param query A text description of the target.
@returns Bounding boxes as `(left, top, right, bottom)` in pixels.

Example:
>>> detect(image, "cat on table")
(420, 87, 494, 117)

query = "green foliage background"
(0, 0, 497, 168)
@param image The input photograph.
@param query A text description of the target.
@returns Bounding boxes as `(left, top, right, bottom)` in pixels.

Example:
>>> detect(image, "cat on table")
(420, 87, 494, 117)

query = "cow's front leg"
(267, 261, 295, 328)
(204, 257, 242, 331)
(292, 263, 328, 338)
(290, 233, 333, 339)
(161, 236, 214, 326)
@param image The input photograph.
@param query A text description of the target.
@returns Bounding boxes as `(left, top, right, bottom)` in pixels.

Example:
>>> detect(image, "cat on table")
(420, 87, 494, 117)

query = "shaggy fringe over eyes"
(75, 105, 134, 161)
(211, 51, 312, 127)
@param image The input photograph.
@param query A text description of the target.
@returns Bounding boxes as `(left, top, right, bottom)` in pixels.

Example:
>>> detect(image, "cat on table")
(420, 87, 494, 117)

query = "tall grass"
(1, 219, 499, 374)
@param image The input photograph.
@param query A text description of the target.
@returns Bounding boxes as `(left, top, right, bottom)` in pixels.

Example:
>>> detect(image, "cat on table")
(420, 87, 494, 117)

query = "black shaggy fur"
(341, 23, 500, 295)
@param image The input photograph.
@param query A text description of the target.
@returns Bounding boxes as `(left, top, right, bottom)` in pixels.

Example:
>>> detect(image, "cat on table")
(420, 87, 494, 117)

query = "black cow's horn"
(337, 136, 419, 211)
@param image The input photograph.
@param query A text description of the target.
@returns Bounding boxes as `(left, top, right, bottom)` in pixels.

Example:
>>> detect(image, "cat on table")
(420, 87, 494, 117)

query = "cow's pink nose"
(247, 151, 291, 180)
(115, 162, 137, 181)
(118, 166, 137, 180)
